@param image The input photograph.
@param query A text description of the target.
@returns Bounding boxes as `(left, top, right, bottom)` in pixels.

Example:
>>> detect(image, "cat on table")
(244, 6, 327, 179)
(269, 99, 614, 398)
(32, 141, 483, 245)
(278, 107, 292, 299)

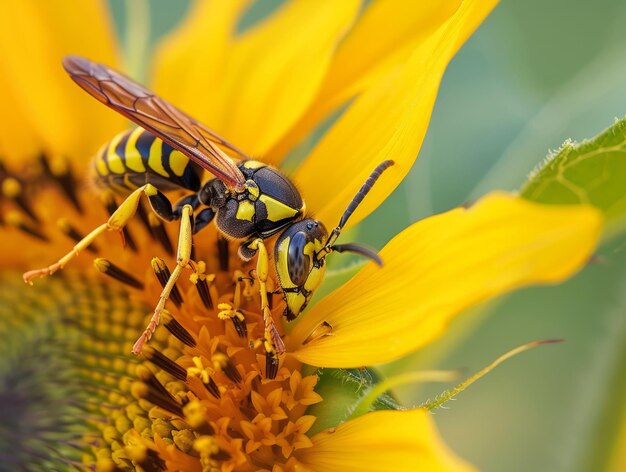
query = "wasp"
(24, 56, 393, 373)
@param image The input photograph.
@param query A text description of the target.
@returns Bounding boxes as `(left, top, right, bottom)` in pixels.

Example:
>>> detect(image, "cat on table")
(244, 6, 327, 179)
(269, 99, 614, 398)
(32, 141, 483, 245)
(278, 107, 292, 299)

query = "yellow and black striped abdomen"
(92, 127, 202, 194)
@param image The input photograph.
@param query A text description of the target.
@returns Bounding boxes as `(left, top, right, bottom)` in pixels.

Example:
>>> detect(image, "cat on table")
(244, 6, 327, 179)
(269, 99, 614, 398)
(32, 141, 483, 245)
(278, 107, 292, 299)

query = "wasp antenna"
(321, 160, 394, 255)
(332, 243, 383, 266)
(337, 160, 394, 231)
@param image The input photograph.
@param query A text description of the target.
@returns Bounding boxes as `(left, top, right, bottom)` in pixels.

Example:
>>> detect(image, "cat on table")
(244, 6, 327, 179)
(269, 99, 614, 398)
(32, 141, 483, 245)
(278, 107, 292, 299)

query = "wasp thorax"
(275, 219, 328, 320)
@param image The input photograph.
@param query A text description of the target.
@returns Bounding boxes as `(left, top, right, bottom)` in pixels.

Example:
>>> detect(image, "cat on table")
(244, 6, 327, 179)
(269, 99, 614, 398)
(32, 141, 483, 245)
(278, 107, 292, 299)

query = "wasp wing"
(62, 55, 247, 190)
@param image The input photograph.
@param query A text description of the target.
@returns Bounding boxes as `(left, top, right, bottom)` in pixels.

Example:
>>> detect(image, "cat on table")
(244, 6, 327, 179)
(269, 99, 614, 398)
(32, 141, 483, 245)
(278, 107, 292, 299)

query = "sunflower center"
(1, 165, 323, 470)
(132, 231, 323, 470)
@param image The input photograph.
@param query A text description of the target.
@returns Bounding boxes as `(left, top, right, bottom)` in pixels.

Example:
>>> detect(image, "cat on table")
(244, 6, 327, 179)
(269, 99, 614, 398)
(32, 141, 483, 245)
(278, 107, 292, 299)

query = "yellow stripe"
(106, 131, 127, 174)
(304, 265, 325, 293)
(276, 237, 296, 289)
(169, 150, 190, 177)
(243, 160, 265, 170)
(148, 138, 169, 177)
(123, 174, 139, 190)
(124, 128, 146, 172)
(303, 241, 315, 259)
(259, 194, 299, 222)
(286, 292, 307, 315)
(248, 182, 260, 200)
(304, 239, 326, 292)
(94, 143, 109, 176)
(236, 200, 255, 222)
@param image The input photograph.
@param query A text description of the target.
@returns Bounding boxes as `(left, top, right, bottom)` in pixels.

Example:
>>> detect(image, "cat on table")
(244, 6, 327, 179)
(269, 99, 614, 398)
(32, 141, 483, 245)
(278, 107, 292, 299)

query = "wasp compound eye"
(288, 232, 310, 286)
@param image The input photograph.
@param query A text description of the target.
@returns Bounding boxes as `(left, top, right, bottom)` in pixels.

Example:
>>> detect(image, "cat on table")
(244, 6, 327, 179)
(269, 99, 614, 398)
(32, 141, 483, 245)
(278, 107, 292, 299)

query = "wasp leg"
(172, 193, 201, 218)
(238, 236, 258, 261)
(246, 238, 285, 359)
(23, 184, 169, 284)
(193, 208, 215, 235)
(146, 188, 182, 222)
(132, 204, 194, 355)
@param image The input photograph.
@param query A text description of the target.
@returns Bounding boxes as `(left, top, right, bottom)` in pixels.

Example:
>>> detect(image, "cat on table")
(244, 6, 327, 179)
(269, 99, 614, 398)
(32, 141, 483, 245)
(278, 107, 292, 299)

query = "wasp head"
(274, 219, 328, 321)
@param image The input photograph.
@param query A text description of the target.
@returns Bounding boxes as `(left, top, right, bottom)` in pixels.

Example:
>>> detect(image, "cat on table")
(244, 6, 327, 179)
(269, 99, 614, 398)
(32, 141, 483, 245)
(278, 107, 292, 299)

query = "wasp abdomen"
(92, 127, 202, 194)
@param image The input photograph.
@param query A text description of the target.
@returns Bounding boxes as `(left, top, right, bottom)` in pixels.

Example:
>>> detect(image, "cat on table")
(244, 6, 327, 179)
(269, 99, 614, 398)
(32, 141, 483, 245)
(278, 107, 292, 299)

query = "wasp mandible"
(24, 56, 393, 373)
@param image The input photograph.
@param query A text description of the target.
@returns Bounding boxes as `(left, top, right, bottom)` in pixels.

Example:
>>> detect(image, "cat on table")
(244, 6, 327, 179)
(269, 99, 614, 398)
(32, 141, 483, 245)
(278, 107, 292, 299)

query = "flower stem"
(421, 340, 563, 411)
(349, 370, 458, 420)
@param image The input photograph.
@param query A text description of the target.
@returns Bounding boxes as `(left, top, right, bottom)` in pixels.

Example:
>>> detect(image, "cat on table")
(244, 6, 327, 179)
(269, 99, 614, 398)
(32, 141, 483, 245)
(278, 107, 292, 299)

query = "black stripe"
(181, 163, 202, 191)
(135, 129, 157, 160)
(161, 139, 202, 191)
(102, 140, 112, 173)
(114, 130, 131, 167)
(130, 129, 201, 191)
(161, 140, 176, 178)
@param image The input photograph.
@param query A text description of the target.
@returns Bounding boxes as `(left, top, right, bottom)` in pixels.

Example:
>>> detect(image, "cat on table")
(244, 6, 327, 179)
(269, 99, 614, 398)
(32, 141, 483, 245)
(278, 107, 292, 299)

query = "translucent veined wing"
(62, 55, 247, 190)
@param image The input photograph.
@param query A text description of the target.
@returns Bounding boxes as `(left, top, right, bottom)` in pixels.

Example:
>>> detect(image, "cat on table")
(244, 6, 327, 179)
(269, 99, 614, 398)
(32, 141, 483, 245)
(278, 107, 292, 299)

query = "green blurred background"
(110, 1, 626, 470)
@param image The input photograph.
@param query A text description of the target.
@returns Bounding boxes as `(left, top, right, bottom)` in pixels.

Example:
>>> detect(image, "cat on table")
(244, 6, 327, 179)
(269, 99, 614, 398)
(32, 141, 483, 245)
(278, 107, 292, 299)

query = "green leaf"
(307, 367, 458, 436)
(520, 117, 626, 238)
(306, 368, 401, 435)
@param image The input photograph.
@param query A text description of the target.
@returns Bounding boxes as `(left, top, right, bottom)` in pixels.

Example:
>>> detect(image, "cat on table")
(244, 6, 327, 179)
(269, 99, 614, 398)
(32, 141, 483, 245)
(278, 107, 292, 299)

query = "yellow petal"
(298, 409, 474, 472)
(290, 193, 601, 367)
(318, 0, 464, 112)
(0, 68, 39, 161)
(293, 0, 498, 230)
(151, 0, 251, 123)
(607, 405, 626, 472)
(214, 0, 361, 157)
(153, 0, 359, 157)
(0, 0, 124, 165)
(266, 0, 463, 162)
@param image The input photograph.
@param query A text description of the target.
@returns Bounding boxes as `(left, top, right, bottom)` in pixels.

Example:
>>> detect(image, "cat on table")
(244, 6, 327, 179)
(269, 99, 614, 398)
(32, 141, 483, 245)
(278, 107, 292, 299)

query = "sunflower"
(0, 1, 602, 471)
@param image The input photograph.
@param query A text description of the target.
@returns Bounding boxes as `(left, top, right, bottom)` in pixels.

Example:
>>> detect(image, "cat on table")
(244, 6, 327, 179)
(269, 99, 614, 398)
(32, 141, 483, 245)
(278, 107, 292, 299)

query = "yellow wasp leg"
(132, 204, 194, 355)
(248, 238, 285, 355)
(23, 185, 160, 284)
